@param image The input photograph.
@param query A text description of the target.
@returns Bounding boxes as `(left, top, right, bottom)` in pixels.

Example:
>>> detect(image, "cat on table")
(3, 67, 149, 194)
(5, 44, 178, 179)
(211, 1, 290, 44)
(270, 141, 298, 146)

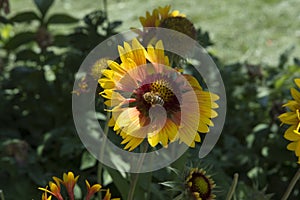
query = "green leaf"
(80, 151, 97, 170)
(34, 0, 54, 16)
(53, 34, 70, 47)
(105, 167, 129, 200)
(10, 11, 40, 23)
(0, 16, 10, 24)
(47, 14, 78, 24)
(4, 32, 35, 50)
(16, 49, 40, 62)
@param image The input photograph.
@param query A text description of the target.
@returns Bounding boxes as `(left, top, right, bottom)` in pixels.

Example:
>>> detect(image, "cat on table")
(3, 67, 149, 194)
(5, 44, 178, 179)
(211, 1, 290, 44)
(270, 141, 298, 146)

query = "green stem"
(103, 0, 108, 19)
(281, 168, 300, 200)
(0, 190, 5, 200)
(225, 173, 239, 200)
(97, 111, 111, 200)
(127, 143, 148, 200)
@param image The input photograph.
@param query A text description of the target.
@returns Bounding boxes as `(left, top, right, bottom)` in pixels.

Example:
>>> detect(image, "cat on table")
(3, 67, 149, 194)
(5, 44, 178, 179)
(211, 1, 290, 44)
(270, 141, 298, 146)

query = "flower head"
(185, 168, 216, 200)
(278, 78, 300, 164)
(39, 172, 119, 200)
(56, 171, 79, 200)
(103, 189, 121, 200)
(85, 180, 101, 200)
(41, 189, 52, 200)
(38, 180, 63, 200)
(134, 6, 196, 54)
(139, 5, 185, 28)
(99, 38, 219, 151)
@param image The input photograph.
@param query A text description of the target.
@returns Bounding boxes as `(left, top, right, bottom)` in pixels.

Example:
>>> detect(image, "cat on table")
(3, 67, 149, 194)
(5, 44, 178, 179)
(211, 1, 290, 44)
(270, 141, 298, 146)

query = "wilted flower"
(35, 26, 53, 50)
(278, 78, 300, 164)
(91, 58, 110, 80)
(72, 76, 90, 96)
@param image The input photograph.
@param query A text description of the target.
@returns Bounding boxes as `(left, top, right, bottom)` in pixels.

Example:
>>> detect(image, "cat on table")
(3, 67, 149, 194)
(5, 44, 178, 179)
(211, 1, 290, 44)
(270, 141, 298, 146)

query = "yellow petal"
(291, 88, 300, 103)
(114, 108, 140, 131)
(279, 112, 298, 125)
(284, 125, 300, 141)
(294, 78, 300, 89)
(183, 74, 202, 90)
(148, 132, 160, 147)
(198, 121, 209, 133)
(287, 141, 297, 151)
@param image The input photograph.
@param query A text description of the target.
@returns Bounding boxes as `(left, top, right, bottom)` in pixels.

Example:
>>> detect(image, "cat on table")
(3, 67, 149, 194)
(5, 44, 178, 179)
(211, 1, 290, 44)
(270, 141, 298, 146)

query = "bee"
(143, 92, 164, 106)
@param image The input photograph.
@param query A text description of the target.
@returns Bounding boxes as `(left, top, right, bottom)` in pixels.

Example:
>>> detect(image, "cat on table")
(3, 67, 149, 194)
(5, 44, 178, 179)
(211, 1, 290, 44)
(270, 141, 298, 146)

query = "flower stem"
(281, 168, 300, 200)
(225, 173, 239, 200)
(97, 111, 111, 200)
(0, 190, 5, 200)
(127, 143, 148, 200)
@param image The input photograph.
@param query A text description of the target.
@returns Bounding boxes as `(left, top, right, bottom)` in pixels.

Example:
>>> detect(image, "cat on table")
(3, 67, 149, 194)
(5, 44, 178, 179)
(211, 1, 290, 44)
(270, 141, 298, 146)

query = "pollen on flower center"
(150, 79, 174, 102)
(192, 176, 209, 195)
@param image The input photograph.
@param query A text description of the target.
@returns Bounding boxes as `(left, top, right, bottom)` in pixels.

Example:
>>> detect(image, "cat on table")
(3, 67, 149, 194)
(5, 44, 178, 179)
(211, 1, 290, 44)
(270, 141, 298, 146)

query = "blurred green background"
(1, 0, 300, 199)
(11, 0, 300, 65)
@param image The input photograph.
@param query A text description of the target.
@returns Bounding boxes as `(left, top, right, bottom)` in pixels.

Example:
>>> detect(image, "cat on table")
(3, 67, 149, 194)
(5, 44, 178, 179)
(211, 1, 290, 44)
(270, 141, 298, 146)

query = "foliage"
(0, 0, 300, 200)
(0, 0, 121, 199)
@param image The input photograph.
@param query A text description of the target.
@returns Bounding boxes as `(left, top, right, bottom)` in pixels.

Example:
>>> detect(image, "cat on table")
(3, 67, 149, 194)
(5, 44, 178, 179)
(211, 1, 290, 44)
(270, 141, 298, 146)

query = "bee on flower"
(98, 38, 219, 151)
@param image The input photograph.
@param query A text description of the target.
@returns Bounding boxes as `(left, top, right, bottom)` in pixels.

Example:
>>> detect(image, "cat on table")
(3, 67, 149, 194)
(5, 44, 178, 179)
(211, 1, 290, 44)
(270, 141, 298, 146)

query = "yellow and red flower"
(279, 78, 300, 164)
(99, 38, 219, 151)
(39, 171, 120, 200)
(56, 172, 79, 200)
(38, 179, 63, 200)
(85, 180, 101, 200)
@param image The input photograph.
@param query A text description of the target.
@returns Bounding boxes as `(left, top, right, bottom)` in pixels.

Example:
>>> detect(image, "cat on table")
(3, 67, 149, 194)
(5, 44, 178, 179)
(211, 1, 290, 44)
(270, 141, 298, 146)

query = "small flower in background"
(38, 171, 120, 200)
(134, 5, 196, 57)
(185, 168, 216, 200)
(279, 78, 300, 164)
(139, 5, 185, 28)
(159, 16, 196, 40)
(99, 38, 219, 151)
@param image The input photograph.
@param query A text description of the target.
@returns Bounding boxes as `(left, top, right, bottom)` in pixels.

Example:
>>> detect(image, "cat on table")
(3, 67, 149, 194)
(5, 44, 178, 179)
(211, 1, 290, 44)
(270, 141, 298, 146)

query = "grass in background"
(9, 0, 300, 65)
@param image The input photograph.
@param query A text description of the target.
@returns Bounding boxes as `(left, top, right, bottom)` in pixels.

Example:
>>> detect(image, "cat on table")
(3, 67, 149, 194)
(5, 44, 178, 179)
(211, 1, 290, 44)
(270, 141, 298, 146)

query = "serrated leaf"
(10, 11, 40, 23)
(80, 151, 97, 170)
(47, 14, 78, 24)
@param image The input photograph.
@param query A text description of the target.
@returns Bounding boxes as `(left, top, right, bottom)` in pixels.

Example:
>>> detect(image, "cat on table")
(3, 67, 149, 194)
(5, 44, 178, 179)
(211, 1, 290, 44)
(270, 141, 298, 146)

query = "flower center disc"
(150, 80, 174, 102)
